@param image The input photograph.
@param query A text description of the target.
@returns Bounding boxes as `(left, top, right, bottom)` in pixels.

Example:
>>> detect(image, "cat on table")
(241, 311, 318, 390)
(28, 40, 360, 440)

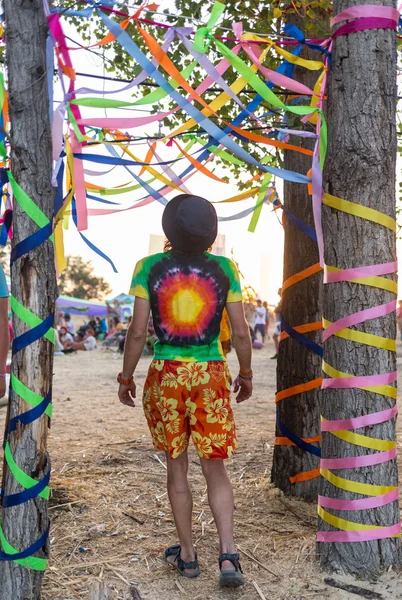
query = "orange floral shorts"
(142, 360, 237, 460)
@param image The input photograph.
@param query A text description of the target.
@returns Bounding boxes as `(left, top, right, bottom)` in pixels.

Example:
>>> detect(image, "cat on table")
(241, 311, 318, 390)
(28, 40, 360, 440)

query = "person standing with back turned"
(118, 194, 252, 587)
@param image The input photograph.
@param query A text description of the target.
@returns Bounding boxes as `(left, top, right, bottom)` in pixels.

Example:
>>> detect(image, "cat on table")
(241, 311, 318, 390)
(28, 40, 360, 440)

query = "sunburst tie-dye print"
(129, 252, 242, 361)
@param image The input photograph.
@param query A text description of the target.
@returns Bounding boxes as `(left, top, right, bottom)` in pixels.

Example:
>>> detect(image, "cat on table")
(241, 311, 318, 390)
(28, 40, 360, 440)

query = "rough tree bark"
(319, 0, 400, 575)
(0, 1, 56, 598)
(271, 12, 327, 500)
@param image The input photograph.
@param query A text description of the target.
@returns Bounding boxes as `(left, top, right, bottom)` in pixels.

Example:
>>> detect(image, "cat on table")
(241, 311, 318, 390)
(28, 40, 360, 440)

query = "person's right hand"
(118, 381, 136, 408)
(0, 377, 6, 399)
(233, 376, 252, 403)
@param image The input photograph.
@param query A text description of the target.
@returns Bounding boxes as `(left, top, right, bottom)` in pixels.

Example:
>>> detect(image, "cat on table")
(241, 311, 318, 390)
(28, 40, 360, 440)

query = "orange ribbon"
(275, 378, 323, 403)
(275, 435, 321, 446)
(289, 468, 320, 484)
(282, 262, 323, 292)
(280, 321, 322, 343)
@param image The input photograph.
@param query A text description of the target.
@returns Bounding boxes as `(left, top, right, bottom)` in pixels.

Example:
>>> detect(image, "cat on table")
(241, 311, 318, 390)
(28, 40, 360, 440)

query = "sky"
(59, 4, 285, 305)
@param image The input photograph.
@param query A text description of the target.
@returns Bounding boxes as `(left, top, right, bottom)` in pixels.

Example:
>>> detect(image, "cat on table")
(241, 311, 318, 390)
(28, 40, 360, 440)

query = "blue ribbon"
(1, 471, 51, 508)
(281, 207, 317, 242)
(276, 415, 321, 457)
(12, 313, 54, 355)
(7, 391, 52, 435)
(0, 526, 49, 561)
(0, 210, 12, 247)
(10, 222, 53, 266)
(281, 319, 323, 357)
(71, 198, 118, 273)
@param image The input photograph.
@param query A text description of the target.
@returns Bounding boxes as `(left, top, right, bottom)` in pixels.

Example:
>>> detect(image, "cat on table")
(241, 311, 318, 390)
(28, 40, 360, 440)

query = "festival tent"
(56, 295, 108, 317)
(108, 293, 135, 318)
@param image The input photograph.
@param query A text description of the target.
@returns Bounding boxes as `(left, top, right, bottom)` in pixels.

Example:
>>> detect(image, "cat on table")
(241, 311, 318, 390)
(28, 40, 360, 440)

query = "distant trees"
(58, 256, 112, 300)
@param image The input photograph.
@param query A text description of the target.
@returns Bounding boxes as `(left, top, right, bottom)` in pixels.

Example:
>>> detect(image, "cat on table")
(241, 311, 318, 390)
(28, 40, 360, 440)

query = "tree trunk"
(271, 13, 326, 500)
(0, 1, 55, 598)
(319, 0, 400, 575)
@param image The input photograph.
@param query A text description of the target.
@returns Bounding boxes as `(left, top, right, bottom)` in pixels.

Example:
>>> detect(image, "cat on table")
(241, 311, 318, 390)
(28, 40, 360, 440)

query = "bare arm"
(0, 298, 9, 398)
(118, 297, 150, 408)
(226, 301, 253, 403)
(226, 301, 252, 373)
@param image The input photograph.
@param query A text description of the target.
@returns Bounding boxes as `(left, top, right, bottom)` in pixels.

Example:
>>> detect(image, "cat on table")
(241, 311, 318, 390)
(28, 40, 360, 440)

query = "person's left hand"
(118, 381, 136, 408)
(0, 377, 5, 399)
(233, 376, 253, 403)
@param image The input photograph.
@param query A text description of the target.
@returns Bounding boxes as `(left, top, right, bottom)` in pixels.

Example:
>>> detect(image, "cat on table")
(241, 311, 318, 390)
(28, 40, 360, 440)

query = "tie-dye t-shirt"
(129, 252, 242, 362)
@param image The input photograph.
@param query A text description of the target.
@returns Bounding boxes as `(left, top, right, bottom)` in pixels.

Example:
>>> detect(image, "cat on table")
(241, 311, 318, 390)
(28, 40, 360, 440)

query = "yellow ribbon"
(322, 318, 396, 352)
(328, 427, 396, 451)
(320, 469, 397, 497)
(323, 193, 396, 232)
(318, 506, 399, 535)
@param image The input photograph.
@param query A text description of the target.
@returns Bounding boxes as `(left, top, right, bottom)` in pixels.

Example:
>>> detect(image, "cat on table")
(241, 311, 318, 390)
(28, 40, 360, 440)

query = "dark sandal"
(219, 552, 245, 588)
(163, 544, 200, 579)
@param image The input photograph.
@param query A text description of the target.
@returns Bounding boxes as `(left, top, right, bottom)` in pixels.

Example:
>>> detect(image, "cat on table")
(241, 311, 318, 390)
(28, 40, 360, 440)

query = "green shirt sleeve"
(0, 264, 9, 298)
(227, 259, 242, 303)
(129, 258, 150, 301)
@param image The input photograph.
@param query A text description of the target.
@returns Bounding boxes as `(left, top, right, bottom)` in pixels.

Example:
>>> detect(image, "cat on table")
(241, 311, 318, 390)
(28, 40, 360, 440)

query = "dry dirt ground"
(2, 337, 402, 599)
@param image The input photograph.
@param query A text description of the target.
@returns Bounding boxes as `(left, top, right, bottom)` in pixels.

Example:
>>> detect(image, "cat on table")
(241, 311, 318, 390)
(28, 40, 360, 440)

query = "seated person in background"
(64, 327, 97, 352)
(64, 313, 75, 336)
(96, 317, 108, 340)
(58, 326, 73, 348)
(104, 317, 124, 348)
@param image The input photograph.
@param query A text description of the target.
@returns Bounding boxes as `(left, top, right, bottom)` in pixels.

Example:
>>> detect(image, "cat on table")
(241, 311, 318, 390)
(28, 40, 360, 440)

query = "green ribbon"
(4, 442, 50, 500)
(7, 172, 54, 243)
(193, 0, 226, 53)
(10, 374, 52, 419)
(10, 295, 54, 344)
(0, 524, 47, 571)
(248, 172, 272, 233)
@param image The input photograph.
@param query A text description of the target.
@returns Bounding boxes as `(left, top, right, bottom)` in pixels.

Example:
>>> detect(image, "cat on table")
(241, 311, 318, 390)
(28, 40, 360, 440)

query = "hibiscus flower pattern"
(151, 422, 168, 450)
(161, 372, 178, 389)
(172, 432, 189, 458)
(205, 397, 229, 425)
(142, 360, 237, 459)
(177, 362, 210, 391)
(185, 399, 197, 425)
(192, 432, 213, 458)
(156, 396, 179, 423)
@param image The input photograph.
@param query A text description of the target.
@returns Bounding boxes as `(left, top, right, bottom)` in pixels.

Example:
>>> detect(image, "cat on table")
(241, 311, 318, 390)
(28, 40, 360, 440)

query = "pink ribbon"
(324, 260, 397, 283)
(320, 447, 396, 470)
(319, 489, 399, 511)
(317, 522, 401, 543)
(322, 371, 397, 391)
(322, 300, 396, 342)
(70, 131, 88, 231)
(333, 17, 398, 39)
(331, 5, 400, 26)
(321, 404, 398, 432)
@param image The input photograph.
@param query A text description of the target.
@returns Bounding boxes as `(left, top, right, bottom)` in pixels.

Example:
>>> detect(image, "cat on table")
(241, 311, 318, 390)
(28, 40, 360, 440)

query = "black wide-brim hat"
(162, 194, 218, 253)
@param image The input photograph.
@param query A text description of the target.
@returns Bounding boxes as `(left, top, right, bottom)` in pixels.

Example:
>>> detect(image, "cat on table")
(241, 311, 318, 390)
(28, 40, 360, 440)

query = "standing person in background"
(118, 194, 252, 588)
(271, 289, 282, 360)
(219, 308, 232, 357)
(263, 301, 270, 340)
(64, 313, 75, 337)
(0, 263, 9, 399)
(254, 300, 267, 343)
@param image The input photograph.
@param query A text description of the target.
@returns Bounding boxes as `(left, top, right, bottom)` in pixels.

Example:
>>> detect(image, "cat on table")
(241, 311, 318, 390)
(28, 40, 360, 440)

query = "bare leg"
(200, 459, 236, 571)
(165, 450, 197, 572)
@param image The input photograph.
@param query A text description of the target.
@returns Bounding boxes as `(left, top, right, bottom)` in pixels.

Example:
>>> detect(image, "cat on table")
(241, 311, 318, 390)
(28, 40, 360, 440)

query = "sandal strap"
(164, 544, 181, 559)
(177, 554, 199, 571)
(219, 552, 243, 573)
